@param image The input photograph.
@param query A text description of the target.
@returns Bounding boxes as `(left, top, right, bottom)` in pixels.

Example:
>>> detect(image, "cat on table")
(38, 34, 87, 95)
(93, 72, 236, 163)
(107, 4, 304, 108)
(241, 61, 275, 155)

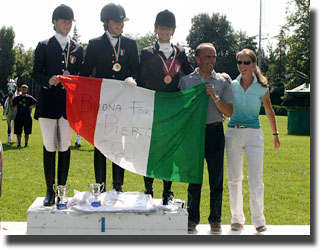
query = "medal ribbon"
(109, 36, 121, 62)
(158, 47, 177, 76)
(63, 37, 71, 71)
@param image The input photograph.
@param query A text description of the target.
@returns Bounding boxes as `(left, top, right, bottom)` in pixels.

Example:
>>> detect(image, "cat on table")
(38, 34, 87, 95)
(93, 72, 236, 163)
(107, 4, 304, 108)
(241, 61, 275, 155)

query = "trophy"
(53, 184, 70, 210)
(89, 183, 104, 207)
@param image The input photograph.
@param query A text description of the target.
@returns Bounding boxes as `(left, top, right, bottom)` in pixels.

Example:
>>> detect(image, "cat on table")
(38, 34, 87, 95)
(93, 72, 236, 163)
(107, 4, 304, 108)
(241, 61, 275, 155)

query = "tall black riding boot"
(144, 176, 154, 197)
(162, 180, 174, 205)
(94, 147, 106, 192)
(57, 147, 70, 185)
(112, 163, 124, 192)
(43, 146, 56, 206)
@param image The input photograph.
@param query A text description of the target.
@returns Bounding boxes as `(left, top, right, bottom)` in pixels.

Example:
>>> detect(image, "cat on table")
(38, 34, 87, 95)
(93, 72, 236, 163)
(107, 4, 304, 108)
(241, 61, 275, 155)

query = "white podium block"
(27, 197, 188, 235)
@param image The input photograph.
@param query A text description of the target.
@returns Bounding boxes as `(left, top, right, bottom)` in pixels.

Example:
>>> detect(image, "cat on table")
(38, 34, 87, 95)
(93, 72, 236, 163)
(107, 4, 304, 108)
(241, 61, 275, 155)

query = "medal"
(107, 35, 122, 72)
(164, 75, 172, 84)
(112, 62, 122, 72)
(158, 47, 177, 85)
(63, 70, 70, 75)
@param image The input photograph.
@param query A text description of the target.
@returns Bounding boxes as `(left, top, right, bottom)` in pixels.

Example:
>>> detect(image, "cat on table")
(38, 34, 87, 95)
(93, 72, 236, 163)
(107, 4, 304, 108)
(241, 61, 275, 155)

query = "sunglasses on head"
(237, 60, 252, 65)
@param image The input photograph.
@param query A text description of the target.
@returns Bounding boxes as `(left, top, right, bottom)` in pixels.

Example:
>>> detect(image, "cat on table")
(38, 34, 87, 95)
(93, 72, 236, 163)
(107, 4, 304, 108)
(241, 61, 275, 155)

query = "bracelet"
(214, 96, 220, 103)
(272, 132, 279, 136)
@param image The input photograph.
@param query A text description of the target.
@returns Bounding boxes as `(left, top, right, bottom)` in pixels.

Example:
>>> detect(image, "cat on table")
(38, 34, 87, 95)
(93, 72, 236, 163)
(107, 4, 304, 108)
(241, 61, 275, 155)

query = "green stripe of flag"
(147, 83, 208, 184)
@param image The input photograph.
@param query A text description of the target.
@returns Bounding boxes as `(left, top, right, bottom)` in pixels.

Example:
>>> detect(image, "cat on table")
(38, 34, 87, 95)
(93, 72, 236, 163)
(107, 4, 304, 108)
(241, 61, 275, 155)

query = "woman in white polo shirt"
(225, 48, 280, 233)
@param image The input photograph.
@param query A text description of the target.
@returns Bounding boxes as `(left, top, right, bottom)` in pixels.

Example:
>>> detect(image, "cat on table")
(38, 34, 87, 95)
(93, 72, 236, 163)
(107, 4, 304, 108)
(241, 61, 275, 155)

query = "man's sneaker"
(210, 222, 222, 234)
(256, 225, 267, 233)
(231, 223, 243, 231)
(188, 221, 197, 234)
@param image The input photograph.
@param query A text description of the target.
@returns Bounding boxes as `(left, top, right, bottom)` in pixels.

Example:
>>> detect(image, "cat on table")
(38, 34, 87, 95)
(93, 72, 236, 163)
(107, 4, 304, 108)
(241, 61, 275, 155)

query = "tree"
(233, 31, 257, 54)
(264, 29, 287, 105)
(186, 13, 257, 79)
(13, 44, 34, 80)
(0, 26, 15, 93)
(279, 0, 310, 106)
(72, 25, 81, 43)
(127, 32, 157, 57)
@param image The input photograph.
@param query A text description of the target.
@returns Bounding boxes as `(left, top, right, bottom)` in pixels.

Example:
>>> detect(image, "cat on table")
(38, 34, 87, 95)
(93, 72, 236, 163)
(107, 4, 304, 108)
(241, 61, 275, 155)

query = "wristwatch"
(214, 96, 220, 103)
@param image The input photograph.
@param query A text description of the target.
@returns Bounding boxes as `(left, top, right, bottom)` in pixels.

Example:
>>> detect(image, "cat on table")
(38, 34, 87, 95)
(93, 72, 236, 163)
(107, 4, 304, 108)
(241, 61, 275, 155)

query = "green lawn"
(0, 114, 310, 225)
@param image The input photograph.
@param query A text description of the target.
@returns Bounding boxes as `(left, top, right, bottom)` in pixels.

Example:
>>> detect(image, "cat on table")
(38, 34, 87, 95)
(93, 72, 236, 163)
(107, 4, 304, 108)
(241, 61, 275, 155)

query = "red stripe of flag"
(60, 75, 102, 145)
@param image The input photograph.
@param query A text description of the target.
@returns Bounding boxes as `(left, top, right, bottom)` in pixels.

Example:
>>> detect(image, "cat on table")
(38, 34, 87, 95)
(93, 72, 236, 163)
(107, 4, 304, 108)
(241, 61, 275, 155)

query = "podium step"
(0, 222, 310, 235)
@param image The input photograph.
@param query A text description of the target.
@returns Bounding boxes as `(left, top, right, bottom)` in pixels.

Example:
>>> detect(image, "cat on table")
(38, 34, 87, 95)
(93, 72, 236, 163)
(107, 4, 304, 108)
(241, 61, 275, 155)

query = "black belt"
(206, 122, 222, 128)
(228, 125, 248, 128)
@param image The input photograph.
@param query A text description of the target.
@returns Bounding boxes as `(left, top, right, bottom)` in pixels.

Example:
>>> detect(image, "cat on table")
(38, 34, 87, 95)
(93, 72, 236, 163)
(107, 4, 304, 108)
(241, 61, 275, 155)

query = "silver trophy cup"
(53, 184, 70, 209)
(89, 183, 104, 207)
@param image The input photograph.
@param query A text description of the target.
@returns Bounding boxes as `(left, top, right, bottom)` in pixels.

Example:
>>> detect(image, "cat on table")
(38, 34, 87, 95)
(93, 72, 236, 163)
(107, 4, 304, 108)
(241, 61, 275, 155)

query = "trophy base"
(56, 203, 67, 210)
(91, 201, 101, 207)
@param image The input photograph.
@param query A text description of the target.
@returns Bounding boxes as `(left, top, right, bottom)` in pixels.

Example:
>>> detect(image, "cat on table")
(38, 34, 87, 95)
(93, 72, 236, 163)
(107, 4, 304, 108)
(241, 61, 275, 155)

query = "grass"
(0, 113, 310, 225)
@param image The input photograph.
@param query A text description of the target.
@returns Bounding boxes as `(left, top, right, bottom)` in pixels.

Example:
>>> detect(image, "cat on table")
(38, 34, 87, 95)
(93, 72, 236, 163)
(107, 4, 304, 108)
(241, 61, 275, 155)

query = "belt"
(206, 122, 222, 128)
(228, 125, 248, 128)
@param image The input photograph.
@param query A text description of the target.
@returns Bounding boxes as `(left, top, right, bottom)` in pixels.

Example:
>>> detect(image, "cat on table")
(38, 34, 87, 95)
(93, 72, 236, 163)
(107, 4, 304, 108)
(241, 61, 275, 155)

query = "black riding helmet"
(100, 3, 129, 22)
(155, 10, 176, 28)
(52, 4, 75, 23)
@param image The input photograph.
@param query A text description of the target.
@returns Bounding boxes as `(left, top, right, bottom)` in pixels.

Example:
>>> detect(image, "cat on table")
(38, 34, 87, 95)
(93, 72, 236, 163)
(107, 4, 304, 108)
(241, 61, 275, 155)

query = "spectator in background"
(11, 84, 37, 147)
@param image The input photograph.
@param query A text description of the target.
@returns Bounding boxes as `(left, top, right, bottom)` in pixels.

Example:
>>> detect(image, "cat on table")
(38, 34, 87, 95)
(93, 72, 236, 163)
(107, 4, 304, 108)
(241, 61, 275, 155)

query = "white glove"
(124, 77, 137, 87)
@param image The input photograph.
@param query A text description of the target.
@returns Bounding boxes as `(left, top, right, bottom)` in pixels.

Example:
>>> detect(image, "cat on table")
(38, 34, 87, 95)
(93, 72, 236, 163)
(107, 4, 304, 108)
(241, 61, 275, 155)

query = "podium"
(27, 197, 188, 235)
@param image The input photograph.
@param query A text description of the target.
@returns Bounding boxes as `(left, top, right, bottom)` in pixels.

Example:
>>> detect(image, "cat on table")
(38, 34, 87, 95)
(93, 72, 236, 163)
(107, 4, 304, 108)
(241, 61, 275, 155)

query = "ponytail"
(254, 66, 269, 88)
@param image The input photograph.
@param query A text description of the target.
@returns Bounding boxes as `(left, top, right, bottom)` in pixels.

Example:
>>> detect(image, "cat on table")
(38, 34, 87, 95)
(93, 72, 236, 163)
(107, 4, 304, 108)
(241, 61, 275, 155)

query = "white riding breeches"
(39, 117, 72, 152)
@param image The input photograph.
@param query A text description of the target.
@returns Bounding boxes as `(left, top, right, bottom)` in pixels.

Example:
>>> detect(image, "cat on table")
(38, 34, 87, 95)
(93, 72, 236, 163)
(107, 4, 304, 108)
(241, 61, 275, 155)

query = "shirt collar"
(55, 32, 69, 49)
(192, 67, 217, 80)
(105, 30, 120, 47)
(106, 30, 120, 38)
(236, 74, 258, 84)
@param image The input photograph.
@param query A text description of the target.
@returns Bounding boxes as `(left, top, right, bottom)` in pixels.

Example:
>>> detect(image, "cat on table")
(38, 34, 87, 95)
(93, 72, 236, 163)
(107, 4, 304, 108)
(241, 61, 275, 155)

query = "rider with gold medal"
(80, 3, 139, 193)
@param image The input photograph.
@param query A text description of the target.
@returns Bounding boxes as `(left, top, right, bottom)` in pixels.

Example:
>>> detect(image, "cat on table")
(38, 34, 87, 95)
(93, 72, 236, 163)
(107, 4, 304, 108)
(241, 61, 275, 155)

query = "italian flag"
(60, 75, 208, 184)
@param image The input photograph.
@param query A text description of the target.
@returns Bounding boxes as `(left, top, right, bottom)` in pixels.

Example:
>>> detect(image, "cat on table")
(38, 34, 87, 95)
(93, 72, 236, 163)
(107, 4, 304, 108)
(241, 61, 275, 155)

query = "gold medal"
(112, 62, 121, 72)
(164, 75, 172, 84)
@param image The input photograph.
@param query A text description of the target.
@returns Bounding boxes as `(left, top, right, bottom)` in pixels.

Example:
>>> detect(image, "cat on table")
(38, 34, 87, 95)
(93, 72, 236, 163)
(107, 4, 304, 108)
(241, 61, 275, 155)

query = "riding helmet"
(155, 10, 176, 28)
(52, 4, 75, 23)
(100, 3, 129, 22)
